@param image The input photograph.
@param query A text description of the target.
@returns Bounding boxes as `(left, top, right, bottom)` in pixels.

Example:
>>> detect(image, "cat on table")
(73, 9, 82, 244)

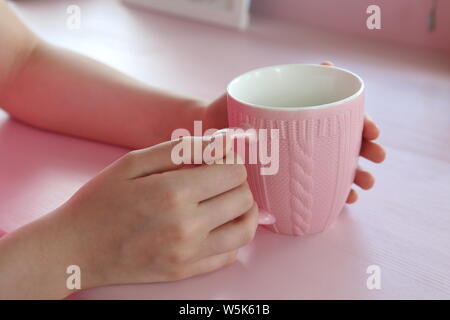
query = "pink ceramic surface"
(227, 64, 364, 235)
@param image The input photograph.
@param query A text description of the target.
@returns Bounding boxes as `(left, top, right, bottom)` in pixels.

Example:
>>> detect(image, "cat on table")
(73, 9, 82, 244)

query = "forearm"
(1, 40, 208, 149)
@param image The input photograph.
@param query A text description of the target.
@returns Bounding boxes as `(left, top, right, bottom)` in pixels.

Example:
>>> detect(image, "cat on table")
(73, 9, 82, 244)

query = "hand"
(0, 135, 258, 299)
(33, 137, 254, 296)
(204, 62, 386, 204)
(320, 61, 386, 203)
(64, 136, 258, 288)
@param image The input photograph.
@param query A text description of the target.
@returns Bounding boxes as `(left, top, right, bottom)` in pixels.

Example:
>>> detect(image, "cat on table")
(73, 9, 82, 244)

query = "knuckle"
(164, 188, 184, 207)
(249, 201, 259, 215)
(240, 186, 255, 210)
(167, 247, 191, 265)
(121, 150, 140, 167)
(157, 176, 185, 207)
(243, 228, 256, 245)
(242, 215, 258, 245)
(230, 163, 247, 183)
(167, 221, 194, 242)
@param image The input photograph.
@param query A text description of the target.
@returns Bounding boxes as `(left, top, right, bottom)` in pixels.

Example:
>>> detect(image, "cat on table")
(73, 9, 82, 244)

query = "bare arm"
(0, 2, 217, 149)
(0, 3, 234, 299)
(0, 1, 38, 95)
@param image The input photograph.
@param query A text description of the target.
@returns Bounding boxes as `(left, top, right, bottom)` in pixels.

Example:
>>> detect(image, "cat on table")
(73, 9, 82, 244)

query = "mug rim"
(227, 64, 365, 111)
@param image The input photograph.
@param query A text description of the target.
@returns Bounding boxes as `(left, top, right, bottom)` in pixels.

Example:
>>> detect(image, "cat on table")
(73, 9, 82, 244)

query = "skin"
(0, 136, 257, 298)
(0, 3, 385, 299)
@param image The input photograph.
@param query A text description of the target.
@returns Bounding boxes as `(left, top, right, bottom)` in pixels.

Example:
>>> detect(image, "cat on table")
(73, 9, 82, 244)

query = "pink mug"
(226, 64, 364, 236)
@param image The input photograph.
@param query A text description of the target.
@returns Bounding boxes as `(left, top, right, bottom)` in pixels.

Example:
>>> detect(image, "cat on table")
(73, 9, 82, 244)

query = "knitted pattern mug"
(227, 64, 364, 236)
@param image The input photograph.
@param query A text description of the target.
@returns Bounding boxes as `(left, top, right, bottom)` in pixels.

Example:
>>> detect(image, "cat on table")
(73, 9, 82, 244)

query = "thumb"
(111, 134, 232, 179)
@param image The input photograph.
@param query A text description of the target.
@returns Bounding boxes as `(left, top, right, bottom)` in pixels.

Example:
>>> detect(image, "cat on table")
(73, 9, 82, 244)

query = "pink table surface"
(1, 0, 449, 299)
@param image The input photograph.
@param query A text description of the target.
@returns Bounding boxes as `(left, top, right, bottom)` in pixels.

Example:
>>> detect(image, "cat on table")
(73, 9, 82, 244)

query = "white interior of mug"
(227, 64, 364, 110)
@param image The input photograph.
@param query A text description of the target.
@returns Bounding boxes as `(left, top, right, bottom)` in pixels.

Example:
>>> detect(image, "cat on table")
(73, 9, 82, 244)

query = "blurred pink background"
(252, 0, 450, 53)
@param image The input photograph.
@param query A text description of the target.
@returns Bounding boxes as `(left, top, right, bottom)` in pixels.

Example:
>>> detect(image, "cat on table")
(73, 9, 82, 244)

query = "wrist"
(0, 205, 103, 299)
(49, 203, 109, 291)
(0, 211, 78, 299)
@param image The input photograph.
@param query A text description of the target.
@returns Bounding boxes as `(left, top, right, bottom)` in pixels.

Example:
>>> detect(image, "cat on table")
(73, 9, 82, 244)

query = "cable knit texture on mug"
(288, 119, 314, 235)
(228, 95, 364, 236)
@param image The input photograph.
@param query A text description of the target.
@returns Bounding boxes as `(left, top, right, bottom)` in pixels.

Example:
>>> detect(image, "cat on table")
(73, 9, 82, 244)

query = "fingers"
(363, 115, 380, 140)
(320, 62, 382, 205)
(170, 250, 238, 281)
(360, 140, 386, 163)
(347, 167, 375, 204)
(200, 202, 258, 258)
(321, 62, 381, 141)
(198, 182, 254, 229)
(354, 167, 375, 190)
(160, 162, 248, 202)
(114, 135, 231, 179)
(320, 64, 381, 142)
(347, 167, 375, 205)
(346, 189, 358, 204)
